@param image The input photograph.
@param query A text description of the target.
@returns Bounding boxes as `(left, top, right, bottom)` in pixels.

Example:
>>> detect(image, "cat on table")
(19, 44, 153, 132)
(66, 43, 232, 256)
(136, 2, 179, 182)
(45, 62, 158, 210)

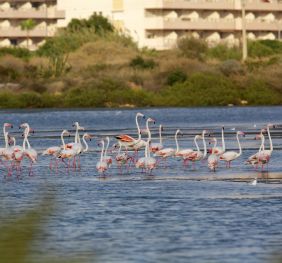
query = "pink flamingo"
(208, 138, 219, 172)
(209, 126, 226, 155)
(96, 139, 108, 176)
(220, 131, 245, 168)
(42, 129, 70, 170)
(114, 141, 133, 174)
(150, 124, 164, 153)
(115, 112, 145, 151)
(183, 130, 208, 168)
(20, 123, 38, 176)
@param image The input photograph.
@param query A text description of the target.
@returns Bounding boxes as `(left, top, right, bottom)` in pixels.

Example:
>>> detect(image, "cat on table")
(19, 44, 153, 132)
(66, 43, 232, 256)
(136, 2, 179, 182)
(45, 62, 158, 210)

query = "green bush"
(0, 66, 20, 81)
(166, 69, 187, 86)
(129, 56, 157, 70)
(207, 44, 241, 61)
(130, 56, 157, 69)
(67, 13, 114, 35)
(248, 40, 275, 58)
(219, 60, 245, 76)
(0, 47, 32, 60)
(177, 37, 208, 60)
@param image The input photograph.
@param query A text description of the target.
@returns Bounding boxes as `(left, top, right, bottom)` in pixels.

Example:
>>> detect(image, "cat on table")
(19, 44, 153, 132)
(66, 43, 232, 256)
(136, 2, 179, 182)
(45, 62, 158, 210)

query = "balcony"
(0, 8, 65, 19)
(0, 26, 57, 37)
(145, 17, 281, 31)
(145, 17, 236, 30)
(144, 0, 282, 11)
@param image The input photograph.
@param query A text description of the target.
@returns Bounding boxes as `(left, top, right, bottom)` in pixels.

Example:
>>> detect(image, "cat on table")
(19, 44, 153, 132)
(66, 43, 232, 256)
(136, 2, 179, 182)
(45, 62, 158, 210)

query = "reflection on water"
(0, 107, 282, 263)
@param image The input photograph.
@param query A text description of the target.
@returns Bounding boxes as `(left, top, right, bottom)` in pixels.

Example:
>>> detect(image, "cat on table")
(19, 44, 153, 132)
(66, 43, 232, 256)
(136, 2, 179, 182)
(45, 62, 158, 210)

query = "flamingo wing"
(115, 134, 135, 143)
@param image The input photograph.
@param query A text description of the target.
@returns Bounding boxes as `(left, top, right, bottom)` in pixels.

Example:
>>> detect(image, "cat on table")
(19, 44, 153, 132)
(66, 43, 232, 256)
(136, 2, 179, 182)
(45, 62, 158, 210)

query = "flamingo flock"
(0, 113, 276, 178)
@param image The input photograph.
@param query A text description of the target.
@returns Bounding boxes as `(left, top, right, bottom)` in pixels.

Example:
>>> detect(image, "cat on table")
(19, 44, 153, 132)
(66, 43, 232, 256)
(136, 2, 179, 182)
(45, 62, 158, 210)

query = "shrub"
(248, 40, 275, 58)
(207, 44, 241, 61)
(219, 60, 245, 76)
(67, 14, 114, 35)
(177, 37, 208, 60)
(0, 47, 32, 60)
(129, 56, 157, 70)
(166, 69, 187, 86)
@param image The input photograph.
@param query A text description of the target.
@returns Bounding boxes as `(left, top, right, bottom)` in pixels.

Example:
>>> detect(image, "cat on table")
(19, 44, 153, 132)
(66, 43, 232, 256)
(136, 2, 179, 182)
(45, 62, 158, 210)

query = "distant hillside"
(0, 14, 282, 108)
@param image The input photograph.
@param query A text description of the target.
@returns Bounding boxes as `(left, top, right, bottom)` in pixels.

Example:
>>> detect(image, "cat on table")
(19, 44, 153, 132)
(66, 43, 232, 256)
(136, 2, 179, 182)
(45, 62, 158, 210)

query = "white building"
(0, 0, 65, 49)
(1, 0, 282, 50)
(66, 0, 282, 50)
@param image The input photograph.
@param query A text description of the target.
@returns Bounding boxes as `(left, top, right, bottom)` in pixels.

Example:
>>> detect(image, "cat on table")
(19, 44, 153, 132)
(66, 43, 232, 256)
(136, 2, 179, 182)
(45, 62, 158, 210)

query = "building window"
(32, 2, 41, 9)
(10, 39, 18, 46)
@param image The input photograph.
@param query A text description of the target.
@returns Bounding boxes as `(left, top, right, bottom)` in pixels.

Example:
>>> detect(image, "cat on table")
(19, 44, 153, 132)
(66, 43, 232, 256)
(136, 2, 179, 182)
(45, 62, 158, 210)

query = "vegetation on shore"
(0, 14, 282, 108)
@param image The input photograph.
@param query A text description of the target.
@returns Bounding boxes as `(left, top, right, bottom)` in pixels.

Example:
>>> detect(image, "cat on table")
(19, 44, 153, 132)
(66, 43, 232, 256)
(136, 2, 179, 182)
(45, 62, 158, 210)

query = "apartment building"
(1, 0, 282, 50)
(87, 0, 282, 50)
(0, 0, 65, 49)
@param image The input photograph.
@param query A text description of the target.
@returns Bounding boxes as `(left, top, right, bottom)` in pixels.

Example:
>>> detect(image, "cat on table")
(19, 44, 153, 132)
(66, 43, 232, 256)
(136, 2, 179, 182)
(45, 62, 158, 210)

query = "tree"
(20, 19, 37, 49)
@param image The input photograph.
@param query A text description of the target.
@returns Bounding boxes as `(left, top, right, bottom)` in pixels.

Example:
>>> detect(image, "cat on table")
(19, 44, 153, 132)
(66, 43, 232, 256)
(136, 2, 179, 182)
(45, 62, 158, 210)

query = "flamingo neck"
(159, 125, 162, 145)
(100, 141, 105, 162)
(146, 119, 151, 158)
(202, 133, 207, 158)
(175, 130, 180, 153)
(221, 128, 225, 151)
(212, 138, 217, 154)
(105, 137, 110, 156)
(3, 126, 8, 148)
(259, 134, 265, 153)
(236, 133, 242, 156)
(61, 131, 66, 149)
(24, 127, 31, 149)
(82, 135, 89, 152)
(13, 138, 16, 147)
(194, 136, 200, 153)
(267, 126, 273, 152)
(136, 115, 142, 142)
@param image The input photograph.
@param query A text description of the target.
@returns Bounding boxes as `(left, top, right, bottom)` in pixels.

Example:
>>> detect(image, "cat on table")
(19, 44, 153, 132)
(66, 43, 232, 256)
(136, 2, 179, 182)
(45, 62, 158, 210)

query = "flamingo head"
(62, 130, 71, 137)
(147, 118, 156, 124)
(237, 131, 245, 137)
(84, 133, 94, 141)
(222, 126, 225, 130)
(267, 123, 276, 128)
(19, 123, 29, 129)
(4, 123, 13, 128)
(137, 112, 145, 119)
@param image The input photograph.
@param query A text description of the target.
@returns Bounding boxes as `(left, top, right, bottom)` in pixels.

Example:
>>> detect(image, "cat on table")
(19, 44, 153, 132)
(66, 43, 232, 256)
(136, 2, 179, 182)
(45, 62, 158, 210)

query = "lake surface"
(0, 107, 282, 263)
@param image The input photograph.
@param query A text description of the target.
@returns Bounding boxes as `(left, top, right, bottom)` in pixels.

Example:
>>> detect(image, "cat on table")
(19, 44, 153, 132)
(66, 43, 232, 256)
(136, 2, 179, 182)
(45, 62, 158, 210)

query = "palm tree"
(20, 19, 36, 49)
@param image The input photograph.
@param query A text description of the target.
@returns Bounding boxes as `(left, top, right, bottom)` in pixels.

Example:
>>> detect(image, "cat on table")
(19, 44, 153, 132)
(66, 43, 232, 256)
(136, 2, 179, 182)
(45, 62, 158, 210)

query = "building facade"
(87, 0, 282, 50)
(0, 0, 65, 49)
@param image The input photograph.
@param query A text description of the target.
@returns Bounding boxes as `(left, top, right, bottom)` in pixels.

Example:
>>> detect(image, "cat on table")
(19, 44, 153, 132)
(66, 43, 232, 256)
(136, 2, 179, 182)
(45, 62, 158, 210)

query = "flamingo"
(184, 130, 208, 167)
(245, 128, 266, 167)
(115, 112, 145, 150)
(42, 129, 70, 170)
(219, 131, 245, 168)
(103, 136, 113, 167)
(96, 139, 108, 175)
(209, 126, 226, 155)
(150, 124, 164, 153)
(114, 141, 133, 174)
(20, 123, 38, 176)
(65, 122, 85, 169)
(174, 130, 194, 158)
(136, 118, 156, 172)
(256, 123, 275, 169)
(81, 133, 93, 153)
(155, 129, 181, 167)
(208, 138, 219, 172)
(144, 118, 157, 173)
(0, 123, 13, 156)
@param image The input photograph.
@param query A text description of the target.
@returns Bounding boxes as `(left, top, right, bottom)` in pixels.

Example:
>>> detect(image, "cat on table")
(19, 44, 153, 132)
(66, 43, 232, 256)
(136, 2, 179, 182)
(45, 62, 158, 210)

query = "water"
(0, 107, 282, 263)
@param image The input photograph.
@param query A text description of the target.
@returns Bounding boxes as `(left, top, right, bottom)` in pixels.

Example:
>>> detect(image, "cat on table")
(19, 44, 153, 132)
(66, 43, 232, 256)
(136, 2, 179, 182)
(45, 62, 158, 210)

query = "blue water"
(0, 107, 282, 263)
